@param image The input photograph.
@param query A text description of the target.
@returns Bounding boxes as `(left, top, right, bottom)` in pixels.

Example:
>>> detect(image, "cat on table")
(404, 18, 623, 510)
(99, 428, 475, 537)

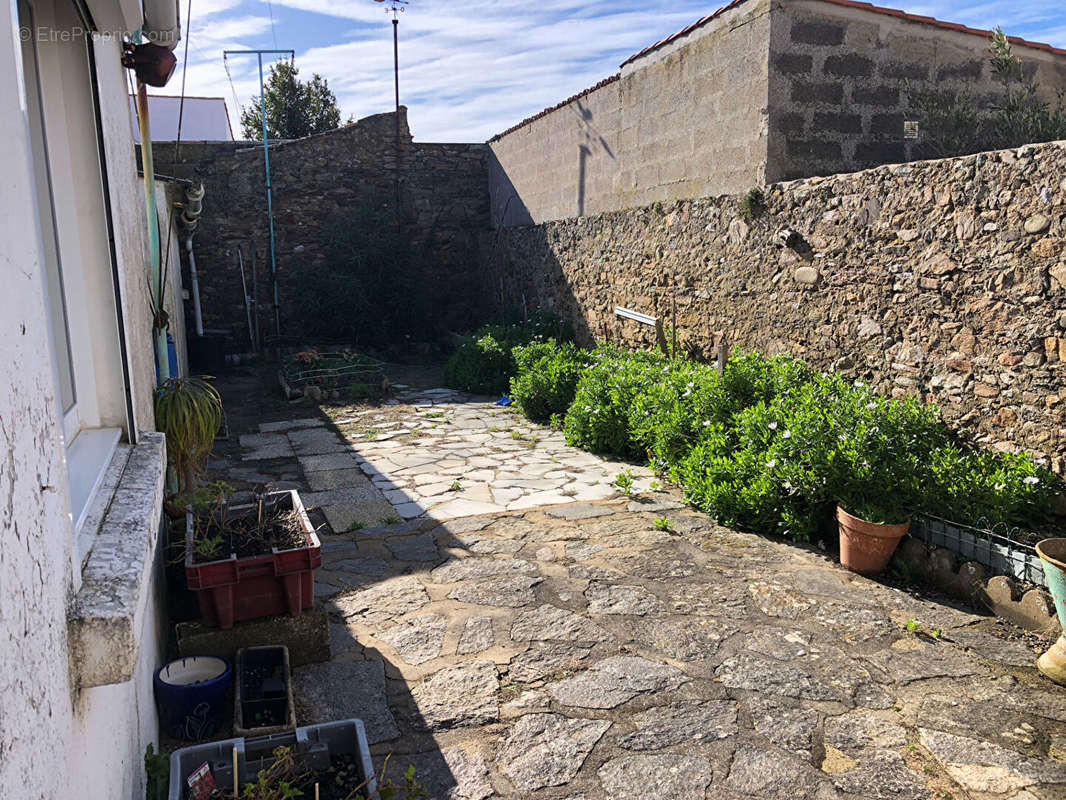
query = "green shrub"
(677, 373, 953, 539)
(510, 340, 588, 422)
(630, 351, 812, 471)
(443, 333, 514, 395)
(563, 348, 668, 458)
(928, 446, 1057, 530)
(443, 312, 573, 395)
(507, 337, 1058, 539)
(739, 187, 766, 222)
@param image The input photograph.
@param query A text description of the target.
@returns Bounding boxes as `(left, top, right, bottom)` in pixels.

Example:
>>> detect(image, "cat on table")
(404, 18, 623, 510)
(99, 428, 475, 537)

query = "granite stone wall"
(489, 140, 1066, 469)
(151, 109, 489, 345)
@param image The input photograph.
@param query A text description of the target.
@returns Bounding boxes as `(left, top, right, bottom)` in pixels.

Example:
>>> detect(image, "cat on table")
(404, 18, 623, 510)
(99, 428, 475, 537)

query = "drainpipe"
(180, 184, 205, 336)
(131, 2, 180, 383)
(134, 83, 170, 383)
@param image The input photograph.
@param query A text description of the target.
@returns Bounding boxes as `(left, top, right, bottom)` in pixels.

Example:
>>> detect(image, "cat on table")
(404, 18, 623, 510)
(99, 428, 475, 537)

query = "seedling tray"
(168, 719, 375, 800)
(185, 490, 321, 628)
(235, 645, 296, 737)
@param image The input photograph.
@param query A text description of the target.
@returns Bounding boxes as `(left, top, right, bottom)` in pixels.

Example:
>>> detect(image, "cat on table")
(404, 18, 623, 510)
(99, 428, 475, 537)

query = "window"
(19, 0, 127, 563)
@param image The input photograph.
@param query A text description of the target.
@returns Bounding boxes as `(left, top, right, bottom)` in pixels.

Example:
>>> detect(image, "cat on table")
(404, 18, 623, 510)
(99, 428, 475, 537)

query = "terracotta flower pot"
(837, 506, 909, 575)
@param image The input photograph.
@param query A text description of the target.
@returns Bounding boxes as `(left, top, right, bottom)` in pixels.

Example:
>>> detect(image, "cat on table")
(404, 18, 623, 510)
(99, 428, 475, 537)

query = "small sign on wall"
(904, 120, 919, 140)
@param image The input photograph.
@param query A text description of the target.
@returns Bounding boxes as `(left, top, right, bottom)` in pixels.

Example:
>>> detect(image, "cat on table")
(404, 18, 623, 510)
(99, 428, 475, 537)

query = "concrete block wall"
(766, 0, 1066, 181)
(489, 0, 1066, 227)
(489, 0, 772, 226)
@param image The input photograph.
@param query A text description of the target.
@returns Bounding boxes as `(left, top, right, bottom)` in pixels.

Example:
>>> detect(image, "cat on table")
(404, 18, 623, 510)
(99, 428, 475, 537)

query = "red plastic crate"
(185, 490, 321, 629)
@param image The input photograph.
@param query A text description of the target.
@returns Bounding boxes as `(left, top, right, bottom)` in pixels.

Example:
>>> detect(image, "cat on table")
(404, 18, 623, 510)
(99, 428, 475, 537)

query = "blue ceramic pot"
(154, 656, 232, 742)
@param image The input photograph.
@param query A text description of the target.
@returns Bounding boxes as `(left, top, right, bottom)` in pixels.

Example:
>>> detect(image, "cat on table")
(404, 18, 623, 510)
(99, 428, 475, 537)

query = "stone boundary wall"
(151, 109, 489, 344)
(489, 140, 1066, 469)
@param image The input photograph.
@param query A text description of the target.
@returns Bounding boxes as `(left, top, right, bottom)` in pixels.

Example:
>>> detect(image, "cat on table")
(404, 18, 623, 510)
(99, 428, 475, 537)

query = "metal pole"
(393, 16, 400, 130)
(224, 48, 293, 340)
(392, 12, 401, 211)
(256, 52, 281, 338)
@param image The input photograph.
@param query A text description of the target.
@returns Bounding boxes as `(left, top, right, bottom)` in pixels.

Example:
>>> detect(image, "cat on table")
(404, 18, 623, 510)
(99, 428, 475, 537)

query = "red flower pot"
(185, 490, 321, 629)
(837, 505, 909, 575)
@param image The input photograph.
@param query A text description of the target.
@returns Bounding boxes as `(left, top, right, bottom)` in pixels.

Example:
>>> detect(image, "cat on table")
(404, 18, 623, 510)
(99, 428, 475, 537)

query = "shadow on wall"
(489, 100, 617, 227)
(488, 151, 533, 227)
(571, 99, 616, 219)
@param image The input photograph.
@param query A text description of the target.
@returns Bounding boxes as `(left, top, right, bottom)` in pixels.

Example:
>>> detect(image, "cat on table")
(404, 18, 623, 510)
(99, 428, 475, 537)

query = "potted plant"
(154, 376, 223, 494)
(235, 645, 296, 737)
(185, 489, 322, 629)
(168, 720, 378, 800)
(825, 392, 940, 574)
(1035, 538, 1066, 685)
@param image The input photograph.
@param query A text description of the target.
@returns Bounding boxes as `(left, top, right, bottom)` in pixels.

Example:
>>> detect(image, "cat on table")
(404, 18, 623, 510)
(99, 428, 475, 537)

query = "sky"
(163, 0, 1066, 142)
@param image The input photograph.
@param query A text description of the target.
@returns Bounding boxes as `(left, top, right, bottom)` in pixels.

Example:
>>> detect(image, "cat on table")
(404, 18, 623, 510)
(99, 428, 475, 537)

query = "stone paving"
(239, 388, 655, 533)
(231, 389, 1066, 800)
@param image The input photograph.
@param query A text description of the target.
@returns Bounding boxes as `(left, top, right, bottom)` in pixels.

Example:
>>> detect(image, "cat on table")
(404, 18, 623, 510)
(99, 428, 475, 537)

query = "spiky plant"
(154, 376, 222, 493)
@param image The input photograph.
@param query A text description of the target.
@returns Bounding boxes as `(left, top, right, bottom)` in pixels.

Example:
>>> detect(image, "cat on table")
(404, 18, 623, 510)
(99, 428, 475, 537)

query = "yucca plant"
(154, 376, 223, 493)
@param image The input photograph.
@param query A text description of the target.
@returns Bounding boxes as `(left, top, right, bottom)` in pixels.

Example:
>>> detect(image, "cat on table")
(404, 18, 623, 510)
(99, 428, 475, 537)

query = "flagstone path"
(228, 388, 1066, 800)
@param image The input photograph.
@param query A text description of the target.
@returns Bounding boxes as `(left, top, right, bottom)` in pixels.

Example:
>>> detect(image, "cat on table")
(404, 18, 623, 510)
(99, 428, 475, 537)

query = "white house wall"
(1, 1, 171, 797)
(0, 3, 79, 798)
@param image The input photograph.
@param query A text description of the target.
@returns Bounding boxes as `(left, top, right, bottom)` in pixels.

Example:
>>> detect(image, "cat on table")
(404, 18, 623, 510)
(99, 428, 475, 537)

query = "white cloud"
(156, 0, 1066, 143)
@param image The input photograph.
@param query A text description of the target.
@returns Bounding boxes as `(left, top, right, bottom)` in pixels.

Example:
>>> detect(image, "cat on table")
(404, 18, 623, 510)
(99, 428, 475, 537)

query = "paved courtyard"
(229, 387, 1066, 800)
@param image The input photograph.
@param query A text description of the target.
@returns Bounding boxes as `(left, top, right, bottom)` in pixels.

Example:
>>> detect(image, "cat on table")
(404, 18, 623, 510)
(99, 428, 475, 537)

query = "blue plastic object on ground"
(495, 395, 512, 406)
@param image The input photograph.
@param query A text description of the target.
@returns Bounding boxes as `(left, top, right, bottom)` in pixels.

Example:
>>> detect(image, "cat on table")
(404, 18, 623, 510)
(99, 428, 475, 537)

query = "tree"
(240, 61, 343, 140)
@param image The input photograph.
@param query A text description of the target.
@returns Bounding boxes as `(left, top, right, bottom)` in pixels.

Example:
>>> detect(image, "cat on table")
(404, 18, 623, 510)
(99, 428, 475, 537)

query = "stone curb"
(894, 536, 1059, 635)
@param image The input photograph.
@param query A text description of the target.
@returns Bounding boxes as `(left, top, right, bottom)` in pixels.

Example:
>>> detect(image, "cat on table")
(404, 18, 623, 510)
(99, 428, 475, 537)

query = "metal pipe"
(256, 51, 282, 338)
(180, 184, 205, 336)
(223, 48, 292, 340)
(134, 81, 171, 383)
(238, 248, 254, 347)
(186, 237, 203, 335)
(250, 242, 260, 352)
(143, 0, 181, 49)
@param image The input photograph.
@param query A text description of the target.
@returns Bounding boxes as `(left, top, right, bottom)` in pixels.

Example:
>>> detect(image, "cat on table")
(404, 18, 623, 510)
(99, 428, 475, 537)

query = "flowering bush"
(510, 340, 588, 423)
(631, 352, 813, 471)
(563, 348, 668, 458)
(927, 446, 1057, 529)
(507, 339, 1058, 539)
(443, 312, 572, 395)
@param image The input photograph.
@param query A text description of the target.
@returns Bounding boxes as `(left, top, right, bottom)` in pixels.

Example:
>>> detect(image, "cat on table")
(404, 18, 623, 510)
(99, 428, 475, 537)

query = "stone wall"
(767, 0, 1066, 181)
(489, 140, 1066, 469)
(152, 109, 489, 345)
(489, 0, 772, 226)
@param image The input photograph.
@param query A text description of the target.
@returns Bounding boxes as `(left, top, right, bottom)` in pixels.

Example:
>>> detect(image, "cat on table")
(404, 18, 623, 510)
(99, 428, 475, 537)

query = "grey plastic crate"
(168, 719, 375, 800)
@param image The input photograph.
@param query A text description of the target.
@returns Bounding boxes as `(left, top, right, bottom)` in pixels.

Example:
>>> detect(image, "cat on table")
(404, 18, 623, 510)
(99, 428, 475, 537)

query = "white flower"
(1024, 476, 1040, 485)
(703, 420, 711, 427)
(783, 430, 792, 439)
(866, 402, 877, 410)
(769, 422, 778, 430)
(854, 380, 865, 387)
(767, 459, 777, 469)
